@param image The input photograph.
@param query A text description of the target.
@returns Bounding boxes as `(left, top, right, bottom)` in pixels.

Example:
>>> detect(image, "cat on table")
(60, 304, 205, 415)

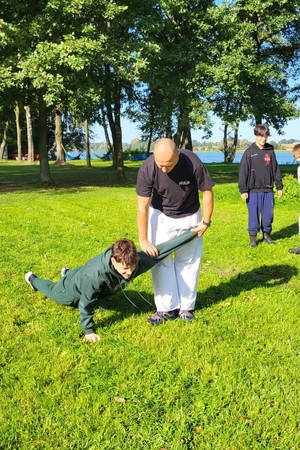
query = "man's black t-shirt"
(136, 149, 215, 217)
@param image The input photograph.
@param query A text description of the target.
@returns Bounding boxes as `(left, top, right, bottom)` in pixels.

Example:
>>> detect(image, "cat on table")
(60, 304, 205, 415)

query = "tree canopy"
(0, 0, 299, 179)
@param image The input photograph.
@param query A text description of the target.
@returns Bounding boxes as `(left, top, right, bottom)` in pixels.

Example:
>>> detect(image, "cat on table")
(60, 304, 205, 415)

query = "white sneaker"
(25, 272, 37, 291)
(61, 267, 70, 277)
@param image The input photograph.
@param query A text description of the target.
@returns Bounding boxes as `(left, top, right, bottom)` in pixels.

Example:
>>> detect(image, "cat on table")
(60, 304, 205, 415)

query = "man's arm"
(137, 195, 158, 256)
(192, 189, 214, 236)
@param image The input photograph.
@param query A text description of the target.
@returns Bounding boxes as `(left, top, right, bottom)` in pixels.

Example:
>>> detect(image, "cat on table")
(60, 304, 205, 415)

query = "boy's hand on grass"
(277, 190, 283, 198)
(84, 333, 100, 343)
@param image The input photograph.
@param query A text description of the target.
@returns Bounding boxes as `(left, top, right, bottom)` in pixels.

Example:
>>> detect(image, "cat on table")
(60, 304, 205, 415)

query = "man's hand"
(84, 333, 100, 343)
(140, 239, 158, 257)
(191, 221, 209, 237)
(241, 193, 248, 200)
(277, 190, 283, 198)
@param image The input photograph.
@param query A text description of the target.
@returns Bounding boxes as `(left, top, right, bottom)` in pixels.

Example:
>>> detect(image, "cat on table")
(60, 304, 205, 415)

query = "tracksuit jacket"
(238, 143, 283, 194)
(33, 229, 197, 335)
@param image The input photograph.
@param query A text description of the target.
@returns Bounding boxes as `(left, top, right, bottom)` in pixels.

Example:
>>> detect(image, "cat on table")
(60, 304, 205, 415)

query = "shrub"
(281, 173, 300, 201)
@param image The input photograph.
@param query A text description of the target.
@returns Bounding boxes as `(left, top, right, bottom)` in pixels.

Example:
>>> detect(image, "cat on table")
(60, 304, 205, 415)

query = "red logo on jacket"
(264, 153, 271, 166)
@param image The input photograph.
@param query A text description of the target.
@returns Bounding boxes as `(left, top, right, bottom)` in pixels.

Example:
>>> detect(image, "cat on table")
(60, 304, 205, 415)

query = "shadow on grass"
(272, 223, 299, 240)
(198, 264, 298, 309)
(0, 161, 141, 192)
(92, 264, 298, 328)
(93, 290, 155, 328)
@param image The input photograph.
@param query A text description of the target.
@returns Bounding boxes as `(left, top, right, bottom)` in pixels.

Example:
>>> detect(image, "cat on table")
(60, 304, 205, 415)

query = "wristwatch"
(202, 220, 211, 227)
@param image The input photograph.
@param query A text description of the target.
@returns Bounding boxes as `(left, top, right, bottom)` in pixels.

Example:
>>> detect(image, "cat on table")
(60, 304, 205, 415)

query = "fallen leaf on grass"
(238, 415, 255, 426)
(221, 302, 231, 307)
(242, 295, 257, 301)
(114, 396, 140, 404)
(114, 396, 126, 403)
(194, 426, 204, 433)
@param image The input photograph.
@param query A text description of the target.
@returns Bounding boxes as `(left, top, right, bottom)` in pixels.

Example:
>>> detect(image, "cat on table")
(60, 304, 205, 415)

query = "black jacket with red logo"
(238, 143, 283, 194)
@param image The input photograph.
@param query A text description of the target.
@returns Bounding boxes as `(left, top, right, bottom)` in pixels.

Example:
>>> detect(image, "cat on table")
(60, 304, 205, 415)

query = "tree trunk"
(15, 103, 22, 160)
(55, 109, 66, 165)
(38, 90, 53, 184)
(173, 110, 193, 150)
(223, 123, 229, 162)
(84, 119, 91, 168)
(0, 122, 9, 159)
(146, 128, 153, 155)
(165, 116, 173, 139)
(255, 115, 262, 125)
(105, 72, 124, 176)
(181, 127, 192, 150)
(111, 117, 124, 176)
(227, 125, 239, 163)
(24, 105, 34, 162)
(101, 107, 113, 156)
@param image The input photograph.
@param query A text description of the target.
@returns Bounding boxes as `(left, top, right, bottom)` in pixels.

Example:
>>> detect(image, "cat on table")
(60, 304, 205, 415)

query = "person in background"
(289, 143, 300, 254)
(238, 124, 283, 248)
(136, 137, 214, 325)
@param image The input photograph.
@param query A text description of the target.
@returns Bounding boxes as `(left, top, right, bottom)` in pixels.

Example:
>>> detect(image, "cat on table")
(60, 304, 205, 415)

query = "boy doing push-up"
(25, 229, 199, 342)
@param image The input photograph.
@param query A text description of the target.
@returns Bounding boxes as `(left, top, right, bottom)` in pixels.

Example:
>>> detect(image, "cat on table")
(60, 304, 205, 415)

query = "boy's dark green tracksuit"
(32, 229, 198, 335)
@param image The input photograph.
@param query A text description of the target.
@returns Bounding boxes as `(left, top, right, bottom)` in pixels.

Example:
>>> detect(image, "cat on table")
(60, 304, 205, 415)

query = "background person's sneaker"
(61, 267, 70, 276)
(289, 246, 300, 254)
(147, 310, 177, 325)
(25, 272, 38, 291)
(179, 310, 195, 321)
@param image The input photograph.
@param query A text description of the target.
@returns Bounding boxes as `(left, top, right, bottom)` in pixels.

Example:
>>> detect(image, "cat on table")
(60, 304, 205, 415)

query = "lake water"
(74, 150, 297, 165)
(196, 151, 296, 165)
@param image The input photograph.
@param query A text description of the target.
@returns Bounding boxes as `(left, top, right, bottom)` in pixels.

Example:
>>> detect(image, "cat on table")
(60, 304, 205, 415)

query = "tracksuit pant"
(32, 278, 77, 306)
(247, 192, 274, 235)
(148, 207, 202, 312)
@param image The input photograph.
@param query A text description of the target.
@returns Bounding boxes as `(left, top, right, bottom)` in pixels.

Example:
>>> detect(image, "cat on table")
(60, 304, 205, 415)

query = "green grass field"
(0, 160, 299, 450)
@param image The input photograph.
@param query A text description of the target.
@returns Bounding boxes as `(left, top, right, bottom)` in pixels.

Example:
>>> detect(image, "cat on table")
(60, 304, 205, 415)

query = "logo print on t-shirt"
(264, 153, 271, 166)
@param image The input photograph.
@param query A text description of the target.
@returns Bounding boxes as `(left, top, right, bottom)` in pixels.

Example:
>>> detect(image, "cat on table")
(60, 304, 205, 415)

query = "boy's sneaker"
(61, 267, 70, 276)
(179, 310, 195, 322)
(147, 310, 177, 326)
(25, 272, 38, 291)
(263, 233, 275, 244)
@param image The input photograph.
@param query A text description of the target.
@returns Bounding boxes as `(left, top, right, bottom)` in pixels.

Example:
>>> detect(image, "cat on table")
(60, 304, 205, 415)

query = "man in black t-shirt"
(136, 138, 215, 325)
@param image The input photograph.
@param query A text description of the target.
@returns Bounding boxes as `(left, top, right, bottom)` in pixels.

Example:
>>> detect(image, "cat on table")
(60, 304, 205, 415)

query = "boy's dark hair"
(254, 124, 270, 137)
(112, 239, 139, 266)
(292, 143, 300, 155)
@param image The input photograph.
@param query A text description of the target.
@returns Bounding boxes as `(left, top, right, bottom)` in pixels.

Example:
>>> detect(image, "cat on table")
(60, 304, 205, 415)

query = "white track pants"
(148, 207, 202, 312)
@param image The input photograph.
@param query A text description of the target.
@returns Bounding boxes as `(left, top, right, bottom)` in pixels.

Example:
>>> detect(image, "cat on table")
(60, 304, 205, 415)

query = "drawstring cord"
(132, 282, 154, 306)
(120, 286, 138, 309)
(120, 281, 153, 310)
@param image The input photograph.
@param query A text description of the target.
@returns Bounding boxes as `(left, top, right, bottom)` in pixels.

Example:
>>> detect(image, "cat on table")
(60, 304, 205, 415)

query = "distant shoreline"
(195, 149, 293, 153)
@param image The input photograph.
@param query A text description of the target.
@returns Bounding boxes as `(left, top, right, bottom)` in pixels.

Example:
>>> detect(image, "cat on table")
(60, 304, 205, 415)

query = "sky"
(91, 115, 300, 144)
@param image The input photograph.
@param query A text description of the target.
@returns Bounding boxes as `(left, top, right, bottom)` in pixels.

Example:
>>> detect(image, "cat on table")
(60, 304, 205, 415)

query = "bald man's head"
(153, 138, 179, 173)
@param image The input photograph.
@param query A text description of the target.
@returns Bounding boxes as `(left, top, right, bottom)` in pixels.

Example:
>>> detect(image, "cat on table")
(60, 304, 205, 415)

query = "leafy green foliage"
(281, 172, 300, 202)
